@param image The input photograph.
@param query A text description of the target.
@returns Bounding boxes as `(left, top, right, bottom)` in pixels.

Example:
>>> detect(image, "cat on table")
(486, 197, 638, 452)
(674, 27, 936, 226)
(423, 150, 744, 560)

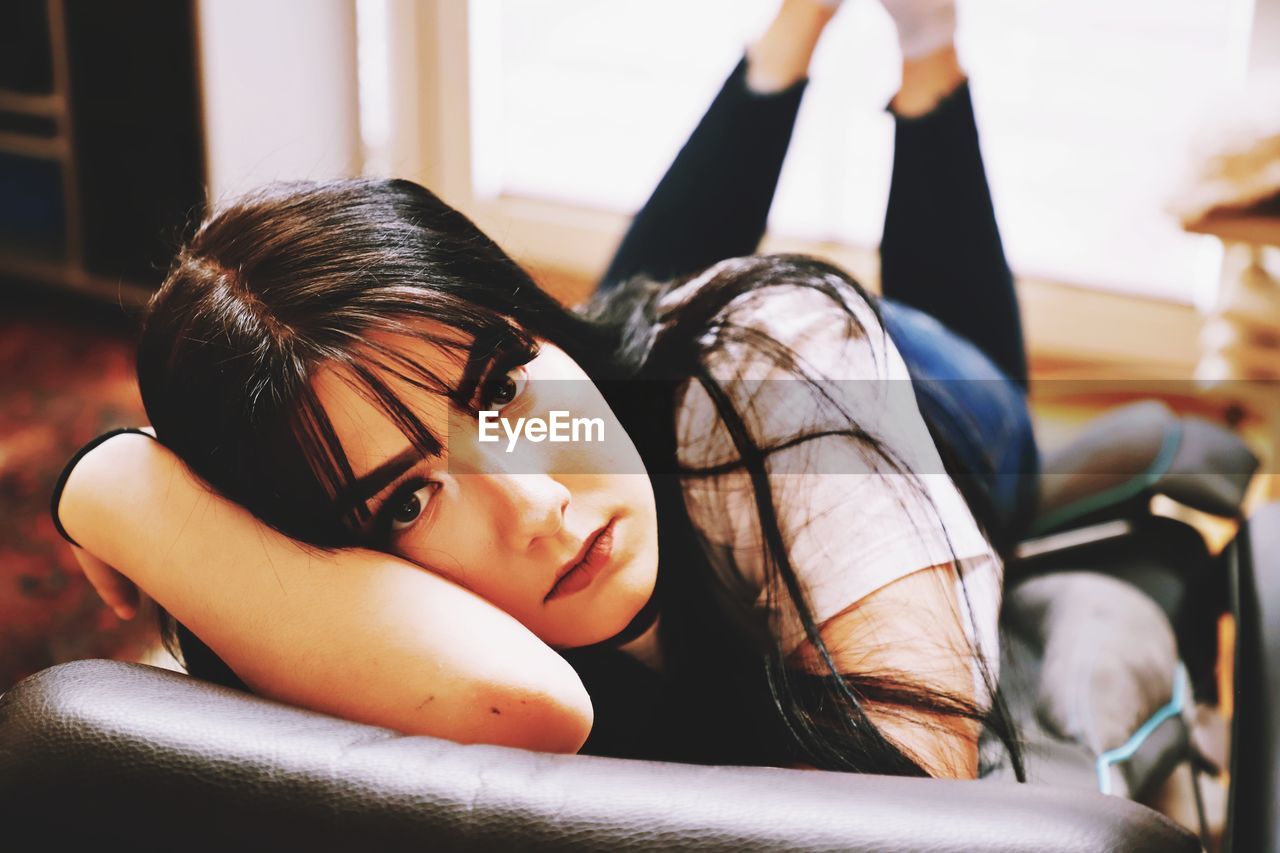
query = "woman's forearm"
(57, 432, 593, 752)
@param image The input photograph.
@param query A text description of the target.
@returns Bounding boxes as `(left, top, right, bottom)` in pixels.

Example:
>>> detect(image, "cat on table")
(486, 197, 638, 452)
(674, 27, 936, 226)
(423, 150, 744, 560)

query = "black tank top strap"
(49, 427, 156, 547)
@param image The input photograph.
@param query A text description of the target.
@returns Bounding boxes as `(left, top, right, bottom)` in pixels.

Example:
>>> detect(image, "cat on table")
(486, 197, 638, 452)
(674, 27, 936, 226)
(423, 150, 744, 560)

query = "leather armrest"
(0, 660, 1198, 852)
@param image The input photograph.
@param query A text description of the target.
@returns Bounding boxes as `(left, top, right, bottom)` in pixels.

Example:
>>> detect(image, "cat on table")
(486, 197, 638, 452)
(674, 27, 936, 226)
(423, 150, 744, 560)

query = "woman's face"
(313, 323, 659, 649)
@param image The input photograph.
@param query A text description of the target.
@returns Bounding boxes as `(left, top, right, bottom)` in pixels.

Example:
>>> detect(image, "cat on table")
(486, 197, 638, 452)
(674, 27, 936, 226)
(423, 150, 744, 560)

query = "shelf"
(0, 252, 152, 307)
(0, 0, 204, 309)
(0, 130, 67, 160)
(0, 89, 65, 118)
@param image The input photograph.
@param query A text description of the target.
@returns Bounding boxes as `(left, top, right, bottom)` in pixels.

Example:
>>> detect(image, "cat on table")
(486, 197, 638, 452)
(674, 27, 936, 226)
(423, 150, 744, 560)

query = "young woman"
(52, 0, 1036, 780)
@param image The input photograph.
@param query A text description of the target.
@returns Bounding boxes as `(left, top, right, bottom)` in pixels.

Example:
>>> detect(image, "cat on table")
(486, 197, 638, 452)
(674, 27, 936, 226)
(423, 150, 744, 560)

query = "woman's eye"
(481, 365, 527, 409)
(390, 482, 437, 532)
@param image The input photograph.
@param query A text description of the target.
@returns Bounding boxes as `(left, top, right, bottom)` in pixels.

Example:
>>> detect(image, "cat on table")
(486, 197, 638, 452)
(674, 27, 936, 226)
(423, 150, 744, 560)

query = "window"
(458, 0, 1254, 303)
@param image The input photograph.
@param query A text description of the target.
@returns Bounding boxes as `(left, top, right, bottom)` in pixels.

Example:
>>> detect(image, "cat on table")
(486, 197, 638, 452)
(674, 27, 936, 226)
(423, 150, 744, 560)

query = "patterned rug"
(0, 288, 158, 691)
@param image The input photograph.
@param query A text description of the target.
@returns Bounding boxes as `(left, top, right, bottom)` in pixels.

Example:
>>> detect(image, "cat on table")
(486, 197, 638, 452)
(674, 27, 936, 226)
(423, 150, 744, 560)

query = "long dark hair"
(138, 178, 1022, 779)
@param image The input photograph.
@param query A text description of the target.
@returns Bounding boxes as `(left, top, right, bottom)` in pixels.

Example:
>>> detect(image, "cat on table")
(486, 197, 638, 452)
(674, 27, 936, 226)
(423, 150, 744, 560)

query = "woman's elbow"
(521, 688, 595, 754)
(456, 680, 594, 754)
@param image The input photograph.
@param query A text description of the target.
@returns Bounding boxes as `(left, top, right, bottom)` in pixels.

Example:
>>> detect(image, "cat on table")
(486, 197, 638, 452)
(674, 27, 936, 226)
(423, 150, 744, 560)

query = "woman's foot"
(876, 0, 965, 116)
(879, 0, 957, 61)
(745, 0, 840, 94)
(750, 0, 965, 115)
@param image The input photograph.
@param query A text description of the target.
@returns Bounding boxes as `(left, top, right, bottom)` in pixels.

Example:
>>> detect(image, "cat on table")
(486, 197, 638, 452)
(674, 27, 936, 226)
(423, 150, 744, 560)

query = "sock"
(877, 0, 957, 60)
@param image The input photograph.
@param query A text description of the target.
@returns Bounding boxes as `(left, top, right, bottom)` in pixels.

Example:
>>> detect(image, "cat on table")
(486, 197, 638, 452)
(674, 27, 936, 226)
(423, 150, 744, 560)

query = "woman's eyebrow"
(335, 446, 426, 517)
(333, 328, 514, 520)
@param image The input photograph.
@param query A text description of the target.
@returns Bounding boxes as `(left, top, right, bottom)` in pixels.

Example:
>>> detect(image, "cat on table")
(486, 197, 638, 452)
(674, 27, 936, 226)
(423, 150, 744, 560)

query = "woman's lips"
(545, 518, 616, 602)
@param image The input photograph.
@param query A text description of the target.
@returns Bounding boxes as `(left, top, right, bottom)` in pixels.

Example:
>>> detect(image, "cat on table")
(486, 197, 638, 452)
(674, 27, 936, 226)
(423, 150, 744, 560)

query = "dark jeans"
(599, 58, 1039, 546)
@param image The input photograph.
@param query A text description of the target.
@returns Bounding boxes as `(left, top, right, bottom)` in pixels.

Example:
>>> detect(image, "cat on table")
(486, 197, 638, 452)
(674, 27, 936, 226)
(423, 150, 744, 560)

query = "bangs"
(286, 310, 538, 532)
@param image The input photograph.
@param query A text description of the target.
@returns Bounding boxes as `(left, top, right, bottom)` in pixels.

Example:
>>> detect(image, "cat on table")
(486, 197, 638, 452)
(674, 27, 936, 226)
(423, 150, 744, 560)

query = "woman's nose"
(492, 474, 570, 549)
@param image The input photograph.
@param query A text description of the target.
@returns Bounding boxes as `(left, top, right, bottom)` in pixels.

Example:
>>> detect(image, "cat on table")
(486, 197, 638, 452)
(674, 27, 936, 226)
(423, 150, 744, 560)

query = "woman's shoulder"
(660, 256, 920, 470)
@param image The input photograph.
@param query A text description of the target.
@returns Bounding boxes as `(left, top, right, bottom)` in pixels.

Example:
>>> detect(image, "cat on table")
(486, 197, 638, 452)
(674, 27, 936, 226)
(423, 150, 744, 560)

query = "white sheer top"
(618, 260, 1002, 693)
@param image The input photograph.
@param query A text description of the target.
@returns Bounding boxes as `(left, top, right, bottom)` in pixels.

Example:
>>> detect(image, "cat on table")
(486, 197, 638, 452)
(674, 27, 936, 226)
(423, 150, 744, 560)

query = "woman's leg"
(598, 0, 835, 291)
(877, 39, 1038, 543)
(879, 46, 1028, 387)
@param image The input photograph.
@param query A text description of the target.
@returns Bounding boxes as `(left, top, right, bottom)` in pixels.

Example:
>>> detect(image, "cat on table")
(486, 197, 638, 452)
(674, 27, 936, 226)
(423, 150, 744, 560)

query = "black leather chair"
(1224, 501, 1280, 853)
(0, 401, 1260, 851)
(0, 657, 1198, 852)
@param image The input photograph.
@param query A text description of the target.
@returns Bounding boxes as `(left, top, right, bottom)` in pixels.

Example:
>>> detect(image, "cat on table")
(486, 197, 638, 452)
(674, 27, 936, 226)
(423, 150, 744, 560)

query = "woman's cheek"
(394, 524, 460, 581)
(392, 536, 431, 573)
(398, 515, 491, 599)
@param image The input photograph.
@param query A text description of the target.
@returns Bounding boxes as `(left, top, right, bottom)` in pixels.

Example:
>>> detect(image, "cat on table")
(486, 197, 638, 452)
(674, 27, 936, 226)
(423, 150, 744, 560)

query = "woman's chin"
(550, 583, 656, 649)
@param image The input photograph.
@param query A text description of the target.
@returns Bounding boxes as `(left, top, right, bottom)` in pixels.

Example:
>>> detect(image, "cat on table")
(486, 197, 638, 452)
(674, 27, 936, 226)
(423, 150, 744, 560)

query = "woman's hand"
(70, 544, 141, 621)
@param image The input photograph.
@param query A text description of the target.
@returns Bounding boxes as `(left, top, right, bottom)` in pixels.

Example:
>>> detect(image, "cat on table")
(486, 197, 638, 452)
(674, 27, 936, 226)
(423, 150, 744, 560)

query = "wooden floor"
(0, 287, 154, 689)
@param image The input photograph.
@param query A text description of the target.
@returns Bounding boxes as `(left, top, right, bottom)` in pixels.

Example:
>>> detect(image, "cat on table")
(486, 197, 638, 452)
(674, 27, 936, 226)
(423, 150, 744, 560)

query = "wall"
(196, 0, 361, 202)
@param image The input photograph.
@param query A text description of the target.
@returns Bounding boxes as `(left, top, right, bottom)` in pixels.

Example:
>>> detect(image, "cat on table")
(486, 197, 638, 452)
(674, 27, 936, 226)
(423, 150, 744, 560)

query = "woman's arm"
(785, 563, 980, 779)
(673, 280, 998, 778)
(681, 426, 990, 778)
(56, 432, 593, 753)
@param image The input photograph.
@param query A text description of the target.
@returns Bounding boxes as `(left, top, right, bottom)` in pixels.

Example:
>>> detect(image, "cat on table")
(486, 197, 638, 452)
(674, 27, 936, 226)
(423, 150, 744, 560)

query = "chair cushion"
(1005, 572, 1179, 760)
(1034, 400, 1258, 535)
